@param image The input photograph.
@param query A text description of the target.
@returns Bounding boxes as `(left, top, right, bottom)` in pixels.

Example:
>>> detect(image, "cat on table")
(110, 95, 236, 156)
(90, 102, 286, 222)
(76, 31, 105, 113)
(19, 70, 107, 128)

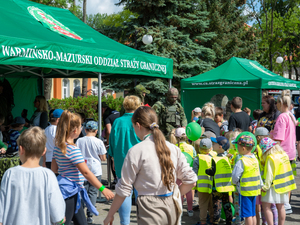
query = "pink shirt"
(273, 112, 296, 160)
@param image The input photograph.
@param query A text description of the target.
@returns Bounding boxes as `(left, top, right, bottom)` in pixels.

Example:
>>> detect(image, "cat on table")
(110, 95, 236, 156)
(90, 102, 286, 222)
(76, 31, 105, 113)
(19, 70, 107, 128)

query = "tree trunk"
(44, 78, 52, 100)
(83, 0, 87, 23)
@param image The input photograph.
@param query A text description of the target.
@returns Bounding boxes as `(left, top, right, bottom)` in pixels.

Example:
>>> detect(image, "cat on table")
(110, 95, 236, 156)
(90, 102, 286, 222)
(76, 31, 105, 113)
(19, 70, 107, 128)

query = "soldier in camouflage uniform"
(120, 84, 150, 116)
(152, 88, 187, 138)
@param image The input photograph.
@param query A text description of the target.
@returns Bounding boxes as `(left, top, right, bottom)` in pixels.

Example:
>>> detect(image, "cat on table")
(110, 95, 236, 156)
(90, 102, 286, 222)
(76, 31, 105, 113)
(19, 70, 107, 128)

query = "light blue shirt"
(108, 113, 140, 178)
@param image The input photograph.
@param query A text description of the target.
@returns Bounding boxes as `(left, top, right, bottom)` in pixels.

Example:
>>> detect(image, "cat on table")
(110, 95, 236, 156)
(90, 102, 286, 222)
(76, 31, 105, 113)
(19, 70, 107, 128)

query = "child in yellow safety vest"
(254, 127, 278, 225)
(206, 136, 234, 225)
(174, 128, 196, 217)
(193, 138, 215, 225)
(232, 135, 263, 225)
(259, 138, 297, 225)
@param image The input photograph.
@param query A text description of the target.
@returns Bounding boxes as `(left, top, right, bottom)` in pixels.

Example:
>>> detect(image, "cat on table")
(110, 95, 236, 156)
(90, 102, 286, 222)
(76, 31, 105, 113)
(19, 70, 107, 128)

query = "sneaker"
(188, 210, 194, 217)
(87, 217, 94, 224)
(284, 203, 293, 214)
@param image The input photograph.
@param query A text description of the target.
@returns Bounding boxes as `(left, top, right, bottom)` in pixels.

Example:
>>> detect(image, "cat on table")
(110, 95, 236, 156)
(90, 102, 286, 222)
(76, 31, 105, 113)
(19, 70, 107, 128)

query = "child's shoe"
(188, 210, 194, 217)
(87, 217, 94, 224)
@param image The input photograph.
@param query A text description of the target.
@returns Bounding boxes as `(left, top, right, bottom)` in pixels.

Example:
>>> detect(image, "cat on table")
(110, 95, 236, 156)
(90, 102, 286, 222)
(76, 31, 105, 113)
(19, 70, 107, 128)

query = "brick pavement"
(91, 161, 300, 225)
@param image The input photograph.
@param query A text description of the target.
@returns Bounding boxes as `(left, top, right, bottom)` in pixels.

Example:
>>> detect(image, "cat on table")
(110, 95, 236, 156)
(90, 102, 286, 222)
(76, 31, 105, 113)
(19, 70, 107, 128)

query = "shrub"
(48, 95, 124, 121)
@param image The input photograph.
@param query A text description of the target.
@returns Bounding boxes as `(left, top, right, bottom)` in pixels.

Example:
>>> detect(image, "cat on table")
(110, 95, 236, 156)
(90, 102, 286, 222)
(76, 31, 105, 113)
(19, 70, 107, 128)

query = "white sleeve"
(97, 139, 107, 155)
(48, 172, 66, 224)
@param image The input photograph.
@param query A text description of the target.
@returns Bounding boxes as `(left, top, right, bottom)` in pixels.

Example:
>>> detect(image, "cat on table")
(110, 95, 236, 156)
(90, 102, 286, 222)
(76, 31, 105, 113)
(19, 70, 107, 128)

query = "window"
(73, 79, 80, 89)
(92, 81, 98, 95)
(62, 78, 70, 99)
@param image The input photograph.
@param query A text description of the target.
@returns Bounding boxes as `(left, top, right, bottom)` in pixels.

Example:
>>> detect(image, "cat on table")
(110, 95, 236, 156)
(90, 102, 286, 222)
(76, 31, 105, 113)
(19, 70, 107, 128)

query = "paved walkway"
(91, 161, 300, 225)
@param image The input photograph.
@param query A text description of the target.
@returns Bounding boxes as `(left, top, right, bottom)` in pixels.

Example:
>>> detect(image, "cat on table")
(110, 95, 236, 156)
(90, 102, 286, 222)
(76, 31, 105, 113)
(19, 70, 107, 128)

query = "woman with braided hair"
(104, 106, 197, 225)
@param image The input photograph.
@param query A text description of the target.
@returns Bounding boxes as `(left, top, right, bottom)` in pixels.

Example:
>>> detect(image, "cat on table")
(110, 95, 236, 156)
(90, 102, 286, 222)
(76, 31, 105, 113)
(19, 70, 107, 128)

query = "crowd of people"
(0, 87, 298, 225)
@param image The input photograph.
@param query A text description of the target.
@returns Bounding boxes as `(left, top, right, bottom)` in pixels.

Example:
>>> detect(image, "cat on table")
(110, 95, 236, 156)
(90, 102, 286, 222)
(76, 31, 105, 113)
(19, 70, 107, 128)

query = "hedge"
(48, 95, 124, 121)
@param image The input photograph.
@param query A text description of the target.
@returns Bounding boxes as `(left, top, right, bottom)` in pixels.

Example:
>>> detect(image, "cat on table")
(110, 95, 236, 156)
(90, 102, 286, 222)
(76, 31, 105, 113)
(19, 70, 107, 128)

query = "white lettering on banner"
(268, 81, 296, 88)
(1, 45, 168, 74)
(191, 81, 249, 86)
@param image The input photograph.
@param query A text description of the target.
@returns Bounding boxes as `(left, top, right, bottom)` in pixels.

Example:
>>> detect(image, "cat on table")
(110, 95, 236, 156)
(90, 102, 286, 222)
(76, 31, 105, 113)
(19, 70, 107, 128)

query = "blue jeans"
(118, 180, 138, 225)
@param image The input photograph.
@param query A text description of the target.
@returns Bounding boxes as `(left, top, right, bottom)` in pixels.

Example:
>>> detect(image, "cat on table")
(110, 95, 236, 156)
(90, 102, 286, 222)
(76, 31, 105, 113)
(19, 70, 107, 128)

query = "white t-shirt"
(45, 125, 57, 162)
(76, 136, 106, 176)
(0, 166, 65, 225)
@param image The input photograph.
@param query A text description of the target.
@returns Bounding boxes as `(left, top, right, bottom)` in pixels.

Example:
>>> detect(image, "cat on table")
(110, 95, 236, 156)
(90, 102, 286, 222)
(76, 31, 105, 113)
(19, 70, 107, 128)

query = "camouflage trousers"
(212, 190, 232, 225)
(0, 156, 21, 183)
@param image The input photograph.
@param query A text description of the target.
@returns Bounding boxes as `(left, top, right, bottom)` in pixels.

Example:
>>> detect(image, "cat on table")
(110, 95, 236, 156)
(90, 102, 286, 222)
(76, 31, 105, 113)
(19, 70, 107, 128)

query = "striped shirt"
(53, 144, 85, 187)
(9, 130, 20, 151)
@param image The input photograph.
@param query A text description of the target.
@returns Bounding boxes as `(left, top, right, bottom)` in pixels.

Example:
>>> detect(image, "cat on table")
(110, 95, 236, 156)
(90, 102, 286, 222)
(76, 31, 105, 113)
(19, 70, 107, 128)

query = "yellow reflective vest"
(177, 142, 194, 158)
(263, 153, 296, 194)
(239, 156, 261, 197)
(197, 154, 213, 193)
(214, 157, 235, 193)
(210, 150, 217, 157)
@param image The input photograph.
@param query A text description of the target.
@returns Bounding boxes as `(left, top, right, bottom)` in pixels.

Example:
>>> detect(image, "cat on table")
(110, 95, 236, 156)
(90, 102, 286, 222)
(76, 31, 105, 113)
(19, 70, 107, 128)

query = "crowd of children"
(0, 92, 298, 225)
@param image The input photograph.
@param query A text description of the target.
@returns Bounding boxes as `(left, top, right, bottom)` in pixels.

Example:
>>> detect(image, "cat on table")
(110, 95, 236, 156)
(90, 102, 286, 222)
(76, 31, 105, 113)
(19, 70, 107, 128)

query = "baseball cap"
(52, 109, 64, 118)
(12, 117, 25, 125)
(84, 121, 98, 130)
(200, 138, 212, 150)
(200, 131, 216, 139)
(255, 127, 269, 136)
(211, 136, 230, 151)
(259, 137, 277, 154)
(175, 128, 186, 137)
(193, 107, 202, 113)
(135, 84, 150, 94)
(232, 135, 255, 147)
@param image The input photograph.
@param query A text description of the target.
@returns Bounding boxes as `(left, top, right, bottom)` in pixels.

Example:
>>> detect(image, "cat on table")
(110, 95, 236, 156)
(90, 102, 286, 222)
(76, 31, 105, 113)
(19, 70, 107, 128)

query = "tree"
(201, 0, 259, 67)
(248, 0, 300, 79)
(101, 0, 216, 102)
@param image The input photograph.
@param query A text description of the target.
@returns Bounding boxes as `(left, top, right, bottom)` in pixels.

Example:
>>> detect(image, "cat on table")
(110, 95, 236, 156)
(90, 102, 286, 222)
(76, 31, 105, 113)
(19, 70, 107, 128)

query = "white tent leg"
(169, 79, 172, 88)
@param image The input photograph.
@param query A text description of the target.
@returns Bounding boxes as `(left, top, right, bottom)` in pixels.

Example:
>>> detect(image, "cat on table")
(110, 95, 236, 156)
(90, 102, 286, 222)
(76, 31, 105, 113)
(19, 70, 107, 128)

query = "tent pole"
(98, 73, 102, 134)
(169, 79, 172, 88)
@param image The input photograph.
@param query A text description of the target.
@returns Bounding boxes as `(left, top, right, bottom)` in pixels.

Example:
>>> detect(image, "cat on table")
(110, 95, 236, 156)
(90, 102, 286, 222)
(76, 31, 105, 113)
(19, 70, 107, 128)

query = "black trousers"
(64, 193, 87, 225)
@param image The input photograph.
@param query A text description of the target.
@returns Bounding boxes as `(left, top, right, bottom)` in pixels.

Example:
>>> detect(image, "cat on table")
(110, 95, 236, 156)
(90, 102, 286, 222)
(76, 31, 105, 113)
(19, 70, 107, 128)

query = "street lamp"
(270, 51, 283, 71)
(135, 26, 153, 49)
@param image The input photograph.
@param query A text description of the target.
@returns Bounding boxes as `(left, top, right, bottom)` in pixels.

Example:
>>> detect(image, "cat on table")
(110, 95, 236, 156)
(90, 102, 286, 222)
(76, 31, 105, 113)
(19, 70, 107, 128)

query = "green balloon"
(182, 152, 193, 167)
(186, 122, 202, 141)
(221, 203, 235, 219)
(234, 131, 257, 153)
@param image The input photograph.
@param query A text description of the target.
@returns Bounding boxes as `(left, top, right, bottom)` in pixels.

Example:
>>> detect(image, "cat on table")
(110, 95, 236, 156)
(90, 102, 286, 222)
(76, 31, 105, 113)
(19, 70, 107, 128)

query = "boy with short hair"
(215, 107, 228, 136)
(208, 137, 234, 225)
(44, 109, 64, 169)
(228, 97, 251, 132)
(9, 117, 26, 153)
(193, 138, 214, 225)
(0, 127, 65, 225)
(232, 135, 262, 225)
(76, 121, 107, 223)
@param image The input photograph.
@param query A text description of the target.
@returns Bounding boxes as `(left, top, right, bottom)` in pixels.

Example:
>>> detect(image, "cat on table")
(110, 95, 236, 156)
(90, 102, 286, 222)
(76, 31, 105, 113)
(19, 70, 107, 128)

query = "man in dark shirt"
(102, 102, 120, 183)
(228, 97, 251, 131)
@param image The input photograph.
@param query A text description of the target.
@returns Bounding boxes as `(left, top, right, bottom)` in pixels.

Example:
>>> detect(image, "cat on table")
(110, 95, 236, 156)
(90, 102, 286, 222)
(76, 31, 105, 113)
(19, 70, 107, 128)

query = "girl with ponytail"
(51, 111, 114, 225)
(104, 106, 197, 225)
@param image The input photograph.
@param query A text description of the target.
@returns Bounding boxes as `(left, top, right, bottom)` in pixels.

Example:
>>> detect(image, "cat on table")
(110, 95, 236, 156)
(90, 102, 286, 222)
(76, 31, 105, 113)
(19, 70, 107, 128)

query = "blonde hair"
(169, 128, 177, 145)
(132, 106, 175, 191)
(262, 144, 285, 164)
(229, 129, 242, 150)
(35, 95, 47, 112)
(17, 127, 46, 158)
(123, 95, 141, 112)
(55, 111, 81, 155)
(202, 102, 215, 118)
(277, 90, 296, 125)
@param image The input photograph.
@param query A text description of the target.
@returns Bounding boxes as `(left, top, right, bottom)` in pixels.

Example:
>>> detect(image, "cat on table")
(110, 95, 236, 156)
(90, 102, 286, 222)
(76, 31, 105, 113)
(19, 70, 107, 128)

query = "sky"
(78, 0, 124, 15)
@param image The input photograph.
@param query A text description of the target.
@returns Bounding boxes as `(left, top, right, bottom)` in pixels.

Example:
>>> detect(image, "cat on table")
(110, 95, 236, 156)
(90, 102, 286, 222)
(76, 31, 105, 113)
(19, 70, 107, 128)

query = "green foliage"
(29, 0, 82, 14)
(249, 0, 300, 79)
(48, 95, 124, 121)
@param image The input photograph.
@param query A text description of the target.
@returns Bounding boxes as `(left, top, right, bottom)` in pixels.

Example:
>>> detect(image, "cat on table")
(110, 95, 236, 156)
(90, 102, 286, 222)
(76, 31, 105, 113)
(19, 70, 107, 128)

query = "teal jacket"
(108, 113, 140, 178)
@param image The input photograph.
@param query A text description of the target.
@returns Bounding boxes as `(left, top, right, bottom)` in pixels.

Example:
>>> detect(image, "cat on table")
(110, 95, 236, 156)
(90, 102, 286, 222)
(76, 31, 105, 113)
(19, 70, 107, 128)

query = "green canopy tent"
(0, 0, 173, 119)
(181, 57, 300, 121)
